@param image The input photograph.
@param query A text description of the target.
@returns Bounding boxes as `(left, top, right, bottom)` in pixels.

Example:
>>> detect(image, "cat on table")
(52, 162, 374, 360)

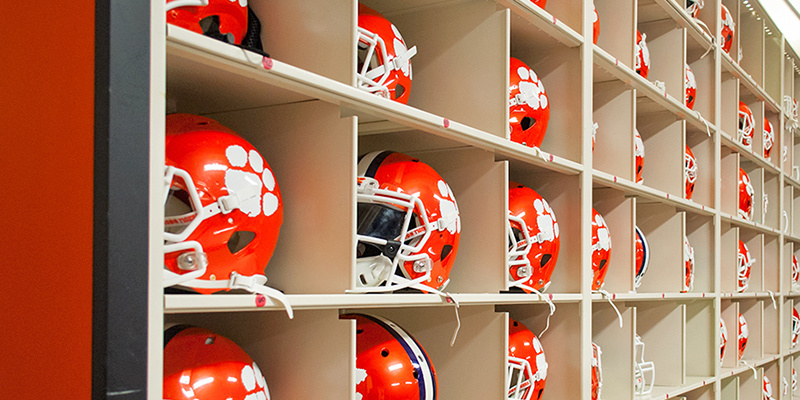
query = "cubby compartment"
(510, 8, 584, 162)
(252, 0, 353, 85)
(357, 0, 507, 136)
(721, 299, 738, 368)
(686, 300, 716, 379)
(636, 301, 685, 394)
(686, 124, 714, 206)
(356, 138, 508, 294)
(637, 0, 685, 98)
(593, 81, 635, 180)
(686, 212, 715, 293)
(764, 171, 780, 229)
(721, 222, 739, 293)
(737, 0, 764, 82)
(740, 97, 764, 157)
(740, 161, 763, 222)
(721, 147, 740, 217)
(765, 110, 780, 165)
(211, 101, 357, 294)
(738, 369, 761, 398)
(635, 201, 684, 294)
(720, 375, 740, 399)
(763, 362, 780, 400)
(593, 187, 635, 293)
(635, 102, 684, 196)
(687, 32, 716, 122)
(737, 299, 762, 362)
(593, 300, 635, 400)
(763, 298, 780, 356)
(764, 24, 782, 103)
(721, 0, 741, 64)
(786, 299, 797, 352)
(507, 160, 582, 294)
(346, 305, 505, 399)
(739, 228, 763, 292)
(594, 0, 635, 69)
(721, 72, 739, 140)
(165, 310, 353, 399)
(762, 235, 780, 293)
(498, 302, 583, 398)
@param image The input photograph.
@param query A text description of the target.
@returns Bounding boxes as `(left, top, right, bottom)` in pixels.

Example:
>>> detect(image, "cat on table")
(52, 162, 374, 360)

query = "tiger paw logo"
(434, 180, 460, 234)
(240, 362, 270, 400)
(594, 215, 611, 251)
(224, 144, 279, 217)
(533, 198, 558, 242)
(514, 66, 548, 110)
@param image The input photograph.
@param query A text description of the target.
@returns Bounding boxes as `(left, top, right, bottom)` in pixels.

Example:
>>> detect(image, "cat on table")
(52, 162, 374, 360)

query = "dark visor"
(357, 203, 407, 241)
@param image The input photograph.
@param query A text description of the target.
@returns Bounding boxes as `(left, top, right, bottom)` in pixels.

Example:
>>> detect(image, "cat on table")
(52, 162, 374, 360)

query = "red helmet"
(166, 0, 248, 45)
(634, 226, 650, 290)
(634, 129, 645, 183)
(721, 4, 735, 54)
(792, 254, 799, 290)
(635, 30, 651, 79)
(739, 102, 755, 150)
(530, 0, 547, 8)
(357, 5, 417, 104)
(508, 183, 560, 293)
(720, 318, 728, 362)
(763, 118, 774, 160)
(164, 114, 284, 296)
(683, 236, 695, 293)
(685, 64, 697, 109)
(591, 342, 603, 400)
(737, 239, 754, 292)
(686, 0, 703, 17)
(685, 145, 697, 199)
(591, 208, 612, 290)
(508, 318, 548, 400)
(164, 325, 271, 400)
(793, 308, 800, 347)
(739, 168, 754, 220)
(509, 57, 550, 148)
(764, 376, 774, 400)
(593, 6, 600, 45)
(355, 151, 461, 293)
(348, 314, 437, 400)
(738, 313, 748, 360)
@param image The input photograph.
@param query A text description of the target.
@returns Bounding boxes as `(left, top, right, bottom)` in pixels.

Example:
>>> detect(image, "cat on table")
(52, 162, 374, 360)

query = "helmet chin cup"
(356, 255, 394, 288)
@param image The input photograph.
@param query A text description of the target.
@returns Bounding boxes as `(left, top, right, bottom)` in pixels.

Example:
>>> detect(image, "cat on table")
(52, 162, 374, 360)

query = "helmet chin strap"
(172, 272, 293, 319)
(512, 282, 556, 337)
(594, 288, 624, 328)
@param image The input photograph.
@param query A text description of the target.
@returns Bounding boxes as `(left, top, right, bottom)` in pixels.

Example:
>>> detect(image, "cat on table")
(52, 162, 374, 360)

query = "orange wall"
(0, 1, 94, 397)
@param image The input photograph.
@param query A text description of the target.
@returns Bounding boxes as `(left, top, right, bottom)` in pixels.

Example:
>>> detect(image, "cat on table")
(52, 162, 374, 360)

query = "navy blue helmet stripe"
(360, 314, 434, 400)
(361, 150, 394, 178)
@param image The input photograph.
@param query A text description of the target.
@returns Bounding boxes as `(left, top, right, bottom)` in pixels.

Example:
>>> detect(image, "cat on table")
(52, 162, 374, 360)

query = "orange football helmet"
(508, 182, 560, 292)
(510, 57, 550, 148)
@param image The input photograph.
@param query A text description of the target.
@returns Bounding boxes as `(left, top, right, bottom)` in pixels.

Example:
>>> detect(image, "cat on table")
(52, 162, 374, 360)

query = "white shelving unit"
(147, 0, 800, 398)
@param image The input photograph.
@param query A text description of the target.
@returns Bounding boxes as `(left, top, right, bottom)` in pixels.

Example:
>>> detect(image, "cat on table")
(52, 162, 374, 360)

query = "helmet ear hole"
(540, 253, 552, 268)
(441, 244, 453, 261)
(521, 116, 535, 131)
(228, 231, 256, 254)
(394, 84, 405, 100)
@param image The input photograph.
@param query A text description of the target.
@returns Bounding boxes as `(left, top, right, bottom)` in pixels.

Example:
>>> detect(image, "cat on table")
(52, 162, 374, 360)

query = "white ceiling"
(760, 0, 800, 55)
